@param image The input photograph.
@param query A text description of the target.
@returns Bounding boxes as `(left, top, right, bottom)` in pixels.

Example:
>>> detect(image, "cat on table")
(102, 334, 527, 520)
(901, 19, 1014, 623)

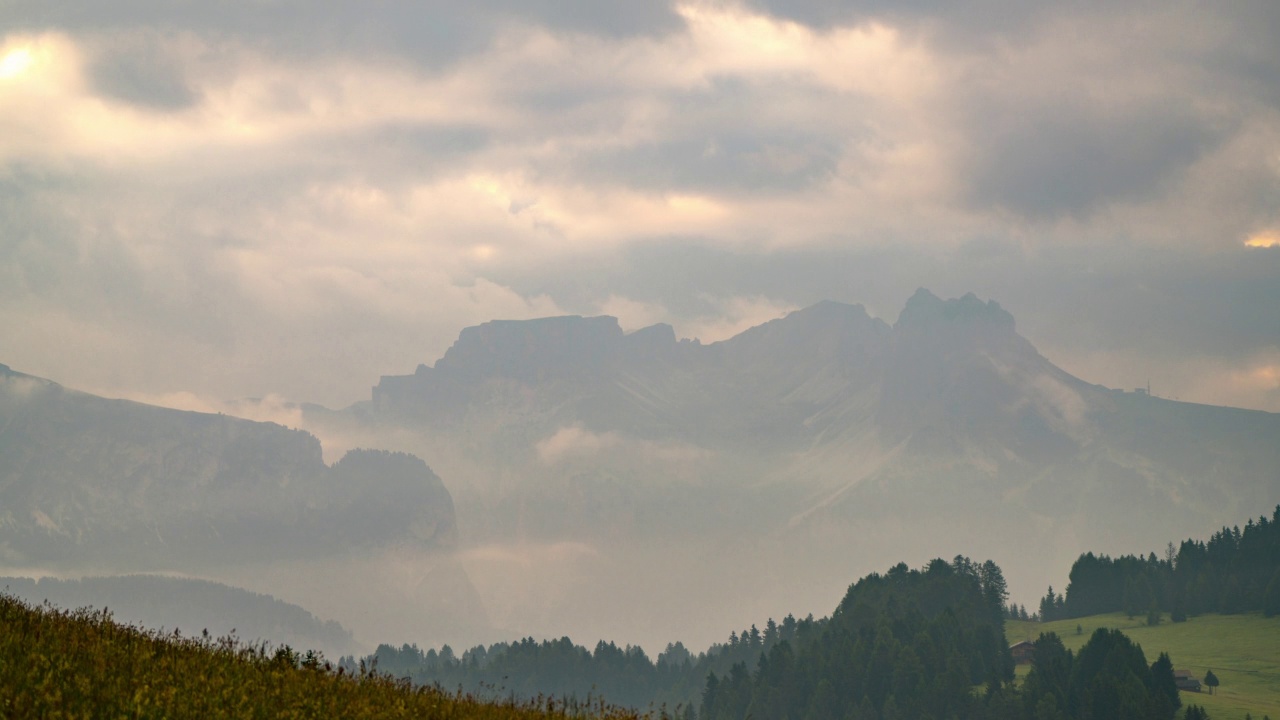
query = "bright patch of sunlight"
(1244, 230, 1279, 248)
(0, 47, 34, 80)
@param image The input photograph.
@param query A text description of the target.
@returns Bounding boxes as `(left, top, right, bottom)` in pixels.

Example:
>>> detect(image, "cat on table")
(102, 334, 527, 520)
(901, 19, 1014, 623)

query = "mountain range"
(311, 288, 1280, 646)
(3, 289, 1278, 650)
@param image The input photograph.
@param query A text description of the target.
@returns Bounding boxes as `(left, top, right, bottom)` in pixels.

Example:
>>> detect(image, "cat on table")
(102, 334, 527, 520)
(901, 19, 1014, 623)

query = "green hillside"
(1007, 613, 1280, 720)
(0, 593, 636, 719)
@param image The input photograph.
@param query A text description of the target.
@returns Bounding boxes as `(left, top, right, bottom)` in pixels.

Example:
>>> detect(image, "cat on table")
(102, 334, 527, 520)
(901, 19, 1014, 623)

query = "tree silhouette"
(1150, 653, 1180, 712)
(1184, 705, 1211, 720)
(1204, 669, 1219, 695)
(1265, 569, 1280, 617)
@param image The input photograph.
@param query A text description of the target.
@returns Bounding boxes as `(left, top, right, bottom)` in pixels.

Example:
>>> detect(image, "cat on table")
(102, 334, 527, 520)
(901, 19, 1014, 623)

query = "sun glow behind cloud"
(1245, 230, 1279, 248)
(674, 3, 935, 97)
(0, 47, 34, 79)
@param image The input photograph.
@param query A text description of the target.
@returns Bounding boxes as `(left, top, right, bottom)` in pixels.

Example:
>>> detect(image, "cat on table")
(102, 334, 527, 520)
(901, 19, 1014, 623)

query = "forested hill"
(379, 556, 1190, 720)
(1033, 504, 1280, 621)
(700, 557, 1013, 720)
(368, 557, 1013, 715)
(369, 608, 824, 712)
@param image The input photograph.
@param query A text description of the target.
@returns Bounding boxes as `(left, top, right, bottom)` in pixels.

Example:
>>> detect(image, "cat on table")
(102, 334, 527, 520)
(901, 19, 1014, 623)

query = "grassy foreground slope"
(0, 594, 637, 720)
(1008, 613, 1280, 720)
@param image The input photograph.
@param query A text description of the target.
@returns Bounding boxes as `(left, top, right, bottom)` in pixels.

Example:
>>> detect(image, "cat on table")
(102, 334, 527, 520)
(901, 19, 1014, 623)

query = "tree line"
(1031, 505, 1280, 622)
(365, 555, 1198, 719)
(361, 557, 1009, 715)
(699, 557, 1014, 720)
(363, 504, 1280, 719)
(359, 609, 821, 712)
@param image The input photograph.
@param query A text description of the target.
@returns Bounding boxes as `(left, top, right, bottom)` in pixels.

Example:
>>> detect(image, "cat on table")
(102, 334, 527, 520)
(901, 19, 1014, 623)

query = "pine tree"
(1123, 577, 1139, 618)
(1184, 705, 1211, 720)
(1171, 590, 1187, 623)
(1264, 569, 1280, 618)
(1039, 586, 1059, 622)
(1150, 652, 1180, 711)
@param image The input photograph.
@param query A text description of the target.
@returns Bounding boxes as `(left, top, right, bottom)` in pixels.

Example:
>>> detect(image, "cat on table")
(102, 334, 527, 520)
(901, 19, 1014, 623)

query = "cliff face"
(0, 365, 455, 569)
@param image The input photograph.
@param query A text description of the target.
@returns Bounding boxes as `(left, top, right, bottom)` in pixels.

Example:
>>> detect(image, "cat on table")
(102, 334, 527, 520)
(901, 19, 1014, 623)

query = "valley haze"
(3, 290, 1277, 654)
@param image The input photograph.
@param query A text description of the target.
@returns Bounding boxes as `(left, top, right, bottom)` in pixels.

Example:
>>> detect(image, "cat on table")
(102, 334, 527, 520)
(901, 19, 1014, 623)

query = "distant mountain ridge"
(316, 289, 1280, 645)
(0, 574, 356, 658)
(0, 362, 487, 651)
(0, 362, 456, 567)
(365, 289, 1279, 518)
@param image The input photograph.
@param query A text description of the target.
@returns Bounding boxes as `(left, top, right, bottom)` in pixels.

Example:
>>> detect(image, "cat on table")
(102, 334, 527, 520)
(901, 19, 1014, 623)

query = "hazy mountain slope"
(0, 574, 356, 658)
(369, 301, 892, 451)
(0, 363, 489, 650)
(362, 289, 1280, 525)
(306, 289, 1280, 649)
(0, 363, 455, 567)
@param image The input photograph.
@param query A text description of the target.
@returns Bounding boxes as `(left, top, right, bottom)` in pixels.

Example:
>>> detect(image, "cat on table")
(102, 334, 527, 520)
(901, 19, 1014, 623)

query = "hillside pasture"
(1007, 613, 1280, 720)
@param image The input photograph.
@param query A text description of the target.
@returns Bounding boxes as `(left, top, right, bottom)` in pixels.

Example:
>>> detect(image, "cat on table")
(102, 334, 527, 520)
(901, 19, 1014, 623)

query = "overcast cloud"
(1, 1, 1278, 412)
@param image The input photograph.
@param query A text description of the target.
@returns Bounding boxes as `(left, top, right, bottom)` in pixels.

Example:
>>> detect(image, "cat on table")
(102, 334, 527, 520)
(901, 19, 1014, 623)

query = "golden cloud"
(1244, 230, 1279, 248)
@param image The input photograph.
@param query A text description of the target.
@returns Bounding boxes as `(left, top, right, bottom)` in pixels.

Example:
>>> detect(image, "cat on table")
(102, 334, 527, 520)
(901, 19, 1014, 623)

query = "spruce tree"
(1150, 652, 1180, 711)
(1264, 569, 1280, 618)
(1184, 705, 1211, 720)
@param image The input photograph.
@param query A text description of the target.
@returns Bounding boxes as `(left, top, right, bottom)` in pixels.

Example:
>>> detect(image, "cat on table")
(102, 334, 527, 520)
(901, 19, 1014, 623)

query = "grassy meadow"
(1007, 613, 1280, 720)
(0, 593, 641, 720)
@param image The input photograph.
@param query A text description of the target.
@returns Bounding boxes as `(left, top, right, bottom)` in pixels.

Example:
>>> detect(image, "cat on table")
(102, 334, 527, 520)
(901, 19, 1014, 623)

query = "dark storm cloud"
(743, 0, 1051, 35)
(742, 1, 1280, 222)
(86, 37, 197, 110)
(497, 0, 682, 38)
(0, 166, 106, 299)
(0, 171, 236, 346)
(570, 133, 839, 192)
(338, 123, 493, 177)
(548, 80, 849, 194)
(961, 99, 1224, 219)
(747, 0, 1280, 62)
(4, 0, 680, 68)
(516, 71, 872, 195)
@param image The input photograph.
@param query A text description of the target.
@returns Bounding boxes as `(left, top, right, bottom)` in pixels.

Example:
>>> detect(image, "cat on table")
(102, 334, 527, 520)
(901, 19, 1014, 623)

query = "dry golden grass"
(0, 593, 645, 720)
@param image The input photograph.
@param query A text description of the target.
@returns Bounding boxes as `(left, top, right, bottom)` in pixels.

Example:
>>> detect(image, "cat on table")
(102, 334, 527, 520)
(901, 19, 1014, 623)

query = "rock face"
(0, 364, 455, 569)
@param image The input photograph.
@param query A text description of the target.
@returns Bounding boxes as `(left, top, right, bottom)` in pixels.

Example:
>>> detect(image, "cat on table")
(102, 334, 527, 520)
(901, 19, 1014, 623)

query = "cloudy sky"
(2, 1, 1278, 413)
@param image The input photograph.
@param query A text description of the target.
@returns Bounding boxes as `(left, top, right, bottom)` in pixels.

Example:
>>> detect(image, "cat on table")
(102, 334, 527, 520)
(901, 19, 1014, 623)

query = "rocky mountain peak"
(895, 288, 1016, 333)
(716, 300, 889, 371)
(434, 315, 625, 381)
